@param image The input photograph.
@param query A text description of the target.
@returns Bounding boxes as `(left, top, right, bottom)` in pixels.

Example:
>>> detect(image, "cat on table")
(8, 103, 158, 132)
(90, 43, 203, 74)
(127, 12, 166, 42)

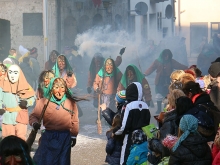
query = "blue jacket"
(105, 131, 123, 165)
(127, 141, 148, 165)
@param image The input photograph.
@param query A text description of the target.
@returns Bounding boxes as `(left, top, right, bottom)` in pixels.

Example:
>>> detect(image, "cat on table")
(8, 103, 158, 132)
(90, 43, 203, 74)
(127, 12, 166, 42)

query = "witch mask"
(105, 59, 113, 74)
(52, 79, 66, 100)
(8, 65, 20, 83)
(44, 72, 54, 88)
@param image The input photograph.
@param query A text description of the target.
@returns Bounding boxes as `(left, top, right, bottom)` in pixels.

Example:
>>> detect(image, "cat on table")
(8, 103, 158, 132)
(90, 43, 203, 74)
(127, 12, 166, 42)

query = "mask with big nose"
(8, 65, 20, 83)
(105, 59, 113, 74)
(52, 80, 66, 100)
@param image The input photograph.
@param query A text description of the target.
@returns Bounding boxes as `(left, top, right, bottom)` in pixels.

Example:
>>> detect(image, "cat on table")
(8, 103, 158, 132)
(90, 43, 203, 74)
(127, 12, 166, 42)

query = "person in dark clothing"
(20, 57, 36, 88)
(44, 50, 59, 70)
(101, 90, 126, 126)
(182, 81, 217, 141)
(169, 115, 212, 165)
(105, 114, 123, 165)
(3, 48, 19, 68)
(144, 49, 187, 114)
(113, 82, 151, 165)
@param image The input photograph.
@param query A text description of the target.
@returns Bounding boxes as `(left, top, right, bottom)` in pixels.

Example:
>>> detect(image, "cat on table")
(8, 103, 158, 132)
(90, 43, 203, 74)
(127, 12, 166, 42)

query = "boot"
(156, 101, 162, 114)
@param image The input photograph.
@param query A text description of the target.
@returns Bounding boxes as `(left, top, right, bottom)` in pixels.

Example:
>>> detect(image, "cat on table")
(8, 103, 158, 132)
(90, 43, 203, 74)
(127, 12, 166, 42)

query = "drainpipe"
(56, 0, 61, 53)
(43, 0, 48, 62)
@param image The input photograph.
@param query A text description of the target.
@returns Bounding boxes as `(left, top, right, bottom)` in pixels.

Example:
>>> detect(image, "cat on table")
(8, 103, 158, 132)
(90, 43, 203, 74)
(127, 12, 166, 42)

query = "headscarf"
(157, 49, 173, 64)
(172, 115, 199, 151)
(52, 55, 73, 78)
(97, 58, 120, 78)
(44, 77, 67, 105)
(2, 65, 35, 99)
(120, 64, 145, 88)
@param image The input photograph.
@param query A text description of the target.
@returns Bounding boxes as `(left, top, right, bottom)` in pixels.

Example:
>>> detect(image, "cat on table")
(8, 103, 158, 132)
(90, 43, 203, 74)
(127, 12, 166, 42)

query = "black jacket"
(20, 62, 36, 88)
(169, 133, 212, 165)
(105, 131, 123, 165)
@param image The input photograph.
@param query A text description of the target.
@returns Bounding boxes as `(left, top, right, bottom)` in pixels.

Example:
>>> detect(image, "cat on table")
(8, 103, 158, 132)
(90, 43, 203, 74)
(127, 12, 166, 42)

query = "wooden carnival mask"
(0, 64, 6, 77)
(44, 72, 55, 88)
(57, 56, 66, 70)
(52, 79, 66, 100)
(8, 65, 20, 83)
(105, 59, 113, 74)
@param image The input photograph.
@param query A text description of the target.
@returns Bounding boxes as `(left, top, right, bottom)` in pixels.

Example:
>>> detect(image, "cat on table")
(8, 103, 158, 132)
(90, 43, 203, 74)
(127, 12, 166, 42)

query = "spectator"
(20, 57, 36, 88)
(212, 127, 220, 165)
(0, 135, 34, 165)
(169, 115, 212, 165)
(3, 48, 19, 68)
(105, 114, 123, 165)
(45, 50, 59, 70)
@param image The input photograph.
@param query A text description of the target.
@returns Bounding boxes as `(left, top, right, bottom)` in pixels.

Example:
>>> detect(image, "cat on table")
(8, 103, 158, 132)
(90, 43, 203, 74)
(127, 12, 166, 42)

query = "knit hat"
(208, 62, 220, 78)
(115, 90, 126, 103)
(132, 129, 147, 144)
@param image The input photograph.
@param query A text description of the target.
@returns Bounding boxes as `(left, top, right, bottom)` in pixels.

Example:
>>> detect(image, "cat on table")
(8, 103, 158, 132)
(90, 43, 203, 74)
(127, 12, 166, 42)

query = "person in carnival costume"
(29, 77, 83, 165)
(52, 55, 77, 89)
(93, 58, 122, 112)
(117, 64, 152, 105)
(0, 65, 35, 140)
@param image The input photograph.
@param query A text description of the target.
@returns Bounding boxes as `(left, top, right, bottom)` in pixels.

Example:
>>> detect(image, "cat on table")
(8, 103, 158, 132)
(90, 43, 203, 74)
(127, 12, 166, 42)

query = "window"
(23, 13, 43, 36)
(211, 22, 220, 38)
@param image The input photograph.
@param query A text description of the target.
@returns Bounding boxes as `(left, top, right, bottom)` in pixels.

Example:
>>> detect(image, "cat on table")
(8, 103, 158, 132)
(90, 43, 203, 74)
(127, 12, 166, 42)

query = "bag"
(158, 157, 169, 165)
(142, 124, 158, 138)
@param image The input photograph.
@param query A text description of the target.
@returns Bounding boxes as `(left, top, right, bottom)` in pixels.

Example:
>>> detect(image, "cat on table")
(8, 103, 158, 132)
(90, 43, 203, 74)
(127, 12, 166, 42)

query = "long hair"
(0, 135, 34, 165)
(167, 89, 185, 109)
(48, 50, 59, 68)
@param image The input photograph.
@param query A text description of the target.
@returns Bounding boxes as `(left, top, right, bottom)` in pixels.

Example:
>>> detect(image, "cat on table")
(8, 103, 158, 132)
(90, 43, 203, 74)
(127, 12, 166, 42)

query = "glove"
(33, 122, 41, 131)
(119, 47, 126, 55)
(95, 87, 101, 94)
(67, 72, 73, 77)
(19, 100, 27, 109)
(87, 87, 92, 94)
(0, 109, 5, 115)
(71, 138, 76, 147)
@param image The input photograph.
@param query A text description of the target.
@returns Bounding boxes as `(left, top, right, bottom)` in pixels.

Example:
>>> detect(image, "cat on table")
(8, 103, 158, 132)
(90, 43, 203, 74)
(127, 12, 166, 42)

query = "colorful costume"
(1, 65, 35, 140)
(93, 58, 122, 111)
(53, 55, 77, 89)
(29, 78, 79, 165)
(118, 64, 152, 105)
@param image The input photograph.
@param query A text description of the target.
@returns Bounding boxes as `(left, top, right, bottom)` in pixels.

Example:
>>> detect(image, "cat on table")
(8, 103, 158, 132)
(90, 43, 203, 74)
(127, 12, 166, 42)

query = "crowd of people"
(0, 34, 219, 165)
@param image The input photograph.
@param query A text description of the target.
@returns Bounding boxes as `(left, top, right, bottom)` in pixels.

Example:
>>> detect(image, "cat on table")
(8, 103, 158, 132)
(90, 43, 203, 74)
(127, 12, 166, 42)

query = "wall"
(0, 0, 57, 69)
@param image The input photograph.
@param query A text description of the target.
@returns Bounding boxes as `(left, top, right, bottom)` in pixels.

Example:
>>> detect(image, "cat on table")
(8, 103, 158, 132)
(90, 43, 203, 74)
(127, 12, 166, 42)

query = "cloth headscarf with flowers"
(172, 115, 199, 151)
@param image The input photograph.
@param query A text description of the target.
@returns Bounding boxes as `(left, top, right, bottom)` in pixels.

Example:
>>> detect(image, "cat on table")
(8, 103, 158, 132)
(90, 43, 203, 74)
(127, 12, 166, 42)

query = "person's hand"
(71, 138, 76, 147)
(119, 47, 126, 55)
(100, 103, 107, 111)
(0, 109, 5, 115)
(19, 100, 27, 109)
(87, 87, 92, 94)
(95, 87, 102, 94)
(33, 122, 41, 131)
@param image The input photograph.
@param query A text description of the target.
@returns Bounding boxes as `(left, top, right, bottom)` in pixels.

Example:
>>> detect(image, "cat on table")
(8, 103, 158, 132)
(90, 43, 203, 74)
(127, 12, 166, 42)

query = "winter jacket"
(209, 80, 220, 111)
(105, 130, 123, 165)
(169, 133, 212, 165)
(212, 144, 220, 165)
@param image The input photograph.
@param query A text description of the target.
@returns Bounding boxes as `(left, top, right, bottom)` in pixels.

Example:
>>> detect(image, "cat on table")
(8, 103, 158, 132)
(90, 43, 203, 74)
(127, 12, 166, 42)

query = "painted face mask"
(105, 59, 113, 74)
(52, 80, 66, 100)
(58, 57, 66, 70)
(127, 69, 135, 81)
(8, 65, 20, 83)
(0, 65, 6, 77)
(44, 72, 54, 88)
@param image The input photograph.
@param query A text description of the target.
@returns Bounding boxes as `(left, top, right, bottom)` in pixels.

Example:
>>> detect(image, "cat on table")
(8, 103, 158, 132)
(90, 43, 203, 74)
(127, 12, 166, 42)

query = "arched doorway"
(78, 15, 90, 34)
(115, 14, 122, 31)
(63, 16, 77, 48)
(0, 19, 11, 62)
(92, 14, 103, 27)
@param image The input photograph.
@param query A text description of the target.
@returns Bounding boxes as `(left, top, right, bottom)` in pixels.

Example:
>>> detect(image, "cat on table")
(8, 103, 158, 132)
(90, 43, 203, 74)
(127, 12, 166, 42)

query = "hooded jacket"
(169, 133, 212, 165)
(115, 82, 151, 135)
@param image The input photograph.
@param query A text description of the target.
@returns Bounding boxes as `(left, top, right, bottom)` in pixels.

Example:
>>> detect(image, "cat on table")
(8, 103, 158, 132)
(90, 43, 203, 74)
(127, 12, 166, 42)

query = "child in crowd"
(0, 135, 34, 165)
(127, 129, 148, 165)
(105, 114, 123, 165)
